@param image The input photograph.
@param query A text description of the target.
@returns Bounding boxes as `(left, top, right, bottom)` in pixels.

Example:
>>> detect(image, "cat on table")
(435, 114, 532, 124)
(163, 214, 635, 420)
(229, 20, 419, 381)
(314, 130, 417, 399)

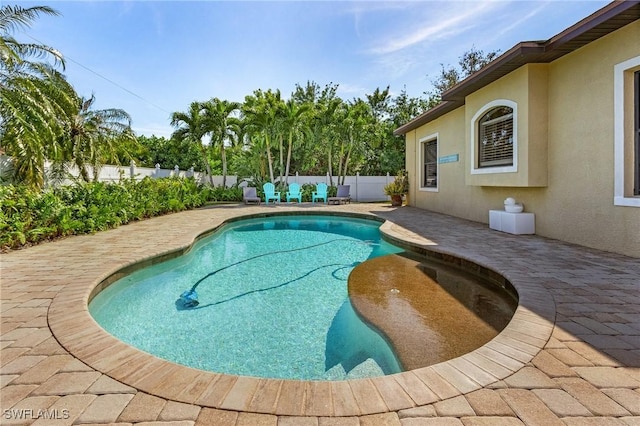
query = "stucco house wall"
(404, 18, 640, 257)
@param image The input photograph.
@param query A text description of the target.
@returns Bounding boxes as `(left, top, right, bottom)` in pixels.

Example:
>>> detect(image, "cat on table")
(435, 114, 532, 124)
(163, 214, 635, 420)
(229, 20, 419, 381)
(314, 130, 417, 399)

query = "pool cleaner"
(178, 289, 199, 308)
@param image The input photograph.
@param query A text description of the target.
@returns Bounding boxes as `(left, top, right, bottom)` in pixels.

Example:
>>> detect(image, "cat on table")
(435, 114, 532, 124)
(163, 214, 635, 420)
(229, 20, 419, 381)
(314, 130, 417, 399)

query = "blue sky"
(16, 0, 610, 137)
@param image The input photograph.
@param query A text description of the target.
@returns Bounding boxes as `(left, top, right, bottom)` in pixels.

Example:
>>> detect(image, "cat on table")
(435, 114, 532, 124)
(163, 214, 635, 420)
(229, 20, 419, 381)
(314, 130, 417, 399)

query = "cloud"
(372, 52, 421, 80)
(490, 2, 549, 40)
(348, 1, 418, 37)
(336, 82, 369, 98)
(366, 2, 499, 55)
(133, 122, 173, 138)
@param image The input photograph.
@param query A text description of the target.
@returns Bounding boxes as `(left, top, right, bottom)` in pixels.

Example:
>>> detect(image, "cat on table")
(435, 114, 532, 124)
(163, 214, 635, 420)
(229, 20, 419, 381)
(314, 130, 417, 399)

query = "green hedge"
(0, 177, 218, 250)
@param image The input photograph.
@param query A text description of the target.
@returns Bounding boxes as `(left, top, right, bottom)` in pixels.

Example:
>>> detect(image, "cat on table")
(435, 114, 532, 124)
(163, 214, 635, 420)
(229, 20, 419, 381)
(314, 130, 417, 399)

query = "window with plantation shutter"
(478, 106, 514, 168)
(422, 138, 437, 188)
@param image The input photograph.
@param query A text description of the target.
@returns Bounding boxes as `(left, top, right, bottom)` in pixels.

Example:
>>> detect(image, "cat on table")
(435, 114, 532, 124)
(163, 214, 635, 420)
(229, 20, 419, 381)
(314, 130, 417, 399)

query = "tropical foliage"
(168, 82, 431, 189)
(384, 169, 409, 196)
(132, 134, 206, 171)
(0, 4, 502, 251)
(0, 4, 136, 188)
(0, 177, 211, 249)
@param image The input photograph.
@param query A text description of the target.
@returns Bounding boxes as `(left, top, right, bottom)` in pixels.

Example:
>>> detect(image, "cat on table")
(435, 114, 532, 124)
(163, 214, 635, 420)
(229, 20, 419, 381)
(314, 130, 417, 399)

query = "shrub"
(0, 177, 213, 250)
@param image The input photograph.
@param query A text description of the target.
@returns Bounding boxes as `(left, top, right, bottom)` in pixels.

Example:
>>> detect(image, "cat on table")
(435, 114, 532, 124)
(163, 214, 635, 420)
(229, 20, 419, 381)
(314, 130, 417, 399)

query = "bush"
(206, 185, 243, 202)
(0, 177, 213, 250)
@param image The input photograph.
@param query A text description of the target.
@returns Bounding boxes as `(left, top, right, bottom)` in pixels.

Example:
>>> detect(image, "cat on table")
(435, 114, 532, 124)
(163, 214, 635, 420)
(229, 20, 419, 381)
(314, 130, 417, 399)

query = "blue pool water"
(90, 215, 405, 380)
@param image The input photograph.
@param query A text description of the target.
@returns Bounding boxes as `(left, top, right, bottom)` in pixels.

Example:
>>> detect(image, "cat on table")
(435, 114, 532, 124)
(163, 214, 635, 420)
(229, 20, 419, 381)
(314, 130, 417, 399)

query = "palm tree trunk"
(340, 133, 354, 185)
(75, 157, 91, 183)
(221, 144, 227, 187)
(266, 135, 275, 183)
(199, 144, 214, 186)
(342, 141, 353, 185)
(284, 133, 293, 185)
(327, 143, 333, 186)
(278, 134, 284, 184)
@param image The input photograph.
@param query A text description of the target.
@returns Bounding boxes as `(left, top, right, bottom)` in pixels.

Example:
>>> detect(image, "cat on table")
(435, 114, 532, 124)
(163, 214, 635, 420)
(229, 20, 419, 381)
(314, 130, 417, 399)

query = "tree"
(1, 5, 134, 187)
(305, 83, 341, 184)
(459, 46, 499, 76)
(0, 5, 64, 75)
(366, 86, 391, 122)
(202, 98, 240, 187)
(56, 94, 136, 182)
(334, 99, 372, 184)
(170, 102, 213, 185)
(1, 64, 70, 187)
(133, 135, 204, 171)
(428, 46, 500, 100)
(0, 5, 67, 188)
(241, 89, 282, 183)
(280, 98, 309, 184)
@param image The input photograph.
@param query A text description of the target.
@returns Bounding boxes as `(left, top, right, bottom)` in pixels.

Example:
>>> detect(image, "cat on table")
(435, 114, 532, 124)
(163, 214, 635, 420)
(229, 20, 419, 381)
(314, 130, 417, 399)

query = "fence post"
(295, 171, 299, 184)
(356, 172, 359, 202)
(174, 165, 179, 177)
(189, 167, 194, 178)
(130, 160, 136, 179)
(155, 164, 160, 178)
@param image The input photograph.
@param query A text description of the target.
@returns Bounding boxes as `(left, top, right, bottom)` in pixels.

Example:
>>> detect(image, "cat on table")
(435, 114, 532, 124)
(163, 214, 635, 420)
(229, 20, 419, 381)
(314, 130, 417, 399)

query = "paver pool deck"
(1, 203, 638, 425)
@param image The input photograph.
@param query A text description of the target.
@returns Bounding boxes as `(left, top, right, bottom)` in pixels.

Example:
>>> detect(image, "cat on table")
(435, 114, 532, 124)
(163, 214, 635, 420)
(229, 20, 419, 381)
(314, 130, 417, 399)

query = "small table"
(489, 210, 535, 235)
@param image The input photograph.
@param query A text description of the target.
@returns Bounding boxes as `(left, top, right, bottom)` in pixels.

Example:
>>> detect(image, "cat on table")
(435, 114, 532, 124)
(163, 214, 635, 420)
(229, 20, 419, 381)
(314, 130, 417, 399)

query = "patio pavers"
(1, 204, 639, 425)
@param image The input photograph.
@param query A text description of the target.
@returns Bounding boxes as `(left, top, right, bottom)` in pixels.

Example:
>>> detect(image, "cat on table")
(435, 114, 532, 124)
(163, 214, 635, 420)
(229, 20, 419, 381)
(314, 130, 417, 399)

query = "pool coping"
(47, 210, 555, 417)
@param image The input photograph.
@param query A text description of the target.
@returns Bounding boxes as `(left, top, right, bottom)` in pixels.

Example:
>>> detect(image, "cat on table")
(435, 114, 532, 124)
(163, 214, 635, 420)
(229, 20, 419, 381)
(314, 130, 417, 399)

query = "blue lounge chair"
(263, 182, 281, 204)
(312, 183, 328, 204)
(286, 183, 303, 203)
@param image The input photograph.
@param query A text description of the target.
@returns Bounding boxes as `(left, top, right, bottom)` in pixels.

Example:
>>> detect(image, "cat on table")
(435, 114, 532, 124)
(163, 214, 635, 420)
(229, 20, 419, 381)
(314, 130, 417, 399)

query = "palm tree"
(280, 98, 309, 185)
(335, 99, 372, 184)
(170, 102, 213, 185)
(0, 5, 64, 75)
(201, 98, 240, 187)
(0, 5, 67, 188)
(242, 90, 280, 183)
(313, 96, 342, 186)
(1, 64, 75, 188)
(57, 94, 135, 182)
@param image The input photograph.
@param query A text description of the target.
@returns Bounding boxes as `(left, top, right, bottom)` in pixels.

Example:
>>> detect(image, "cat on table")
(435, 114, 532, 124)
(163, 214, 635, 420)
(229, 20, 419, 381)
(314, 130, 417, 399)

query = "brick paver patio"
(1, 203, 638, 425)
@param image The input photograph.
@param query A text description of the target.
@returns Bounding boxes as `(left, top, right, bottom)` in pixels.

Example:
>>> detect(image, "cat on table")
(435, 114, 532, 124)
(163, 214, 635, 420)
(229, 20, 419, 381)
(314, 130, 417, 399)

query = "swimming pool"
(90, 215, 405, 380)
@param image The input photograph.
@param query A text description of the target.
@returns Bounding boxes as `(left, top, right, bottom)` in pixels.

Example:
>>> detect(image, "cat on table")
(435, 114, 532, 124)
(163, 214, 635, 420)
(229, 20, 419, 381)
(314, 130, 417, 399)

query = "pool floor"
(90, 216, 404, 380)
(349, 252, 517, 370)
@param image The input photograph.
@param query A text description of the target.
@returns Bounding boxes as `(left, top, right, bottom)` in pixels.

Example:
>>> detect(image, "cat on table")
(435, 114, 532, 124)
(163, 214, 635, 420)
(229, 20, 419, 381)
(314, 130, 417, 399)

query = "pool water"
(90, 215, 405, 380)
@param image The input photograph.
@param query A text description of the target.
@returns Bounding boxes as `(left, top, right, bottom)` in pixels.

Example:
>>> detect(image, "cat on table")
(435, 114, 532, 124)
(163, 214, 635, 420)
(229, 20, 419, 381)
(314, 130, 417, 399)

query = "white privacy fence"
(0, 157, 396, 202)
(287, 173, 395, 202)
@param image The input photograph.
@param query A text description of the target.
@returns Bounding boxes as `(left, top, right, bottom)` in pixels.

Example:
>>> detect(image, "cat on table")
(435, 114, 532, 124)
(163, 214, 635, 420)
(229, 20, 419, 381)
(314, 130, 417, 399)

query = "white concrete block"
(489, 210, 535, 235)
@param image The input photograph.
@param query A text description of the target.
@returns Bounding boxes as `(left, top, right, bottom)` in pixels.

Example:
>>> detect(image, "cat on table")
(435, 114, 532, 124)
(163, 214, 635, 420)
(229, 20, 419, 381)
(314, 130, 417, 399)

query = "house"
(395, 0, 640, 258)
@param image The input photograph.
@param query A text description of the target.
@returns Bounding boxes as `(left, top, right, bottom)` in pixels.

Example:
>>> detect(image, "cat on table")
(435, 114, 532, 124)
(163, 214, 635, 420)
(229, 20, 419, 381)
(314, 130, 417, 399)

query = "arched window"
(478, 106, 514, 168)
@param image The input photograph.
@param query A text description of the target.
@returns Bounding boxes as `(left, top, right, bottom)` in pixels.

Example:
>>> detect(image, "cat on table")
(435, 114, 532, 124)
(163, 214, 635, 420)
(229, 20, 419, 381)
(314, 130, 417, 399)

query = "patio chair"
(263, 182, 281, 205)
(328, 184, 351, 205)
(312, 183, 328, 204)
(286, 183, 303, 203)
(243, 187, 261, 205)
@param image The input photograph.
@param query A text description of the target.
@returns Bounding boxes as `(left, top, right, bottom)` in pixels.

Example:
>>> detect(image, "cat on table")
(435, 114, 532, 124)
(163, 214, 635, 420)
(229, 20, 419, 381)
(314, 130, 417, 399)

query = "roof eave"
(394, 0, 640, 136)
(393, 101, 462, 136)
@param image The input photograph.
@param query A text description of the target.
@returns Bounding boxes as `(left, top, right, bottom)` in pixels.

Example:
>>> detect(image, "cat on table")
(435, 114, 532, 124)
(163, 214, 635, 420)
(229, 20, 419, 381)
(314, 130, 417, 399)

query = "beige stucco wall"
(465, 64, 548, 187)
(406, 20, 640, 257)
